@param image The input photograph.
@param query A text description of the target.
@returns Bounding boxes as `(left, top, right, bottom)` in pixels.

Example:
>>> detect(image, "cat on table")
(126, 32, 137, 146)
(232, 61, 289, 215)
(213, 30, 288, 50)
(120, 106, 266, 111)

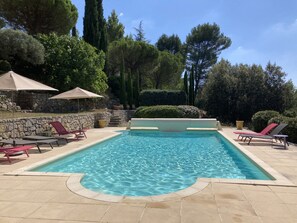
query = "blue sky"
(72, 0, 297, 86)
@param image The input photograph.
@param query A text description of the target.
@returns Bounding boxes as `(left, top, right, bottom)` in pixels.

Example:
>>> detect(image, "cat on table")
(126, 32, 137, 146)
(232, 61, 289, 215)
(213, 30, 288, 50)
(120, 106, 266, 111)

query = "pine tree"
(183, 71, 189, 104)
(72, 26, 78, 37)
(127, 71, 134, 109)
(83, 0, 99, 49)
(120, 57, 127, 109)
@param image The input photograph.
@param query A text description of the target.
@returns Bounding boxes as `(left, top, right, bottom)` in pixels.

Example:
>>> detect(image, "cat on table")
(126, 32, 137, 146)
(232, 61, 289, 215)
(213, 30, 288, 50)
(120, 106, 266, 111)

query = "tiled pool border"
(4, 129, 295, 203)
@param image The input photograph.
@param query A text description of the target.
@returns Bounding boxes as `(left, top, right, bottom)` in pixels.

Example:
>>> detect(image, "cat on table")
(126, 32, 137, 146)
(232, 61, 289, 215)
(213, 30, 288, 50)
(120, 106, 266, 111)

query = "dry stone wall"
(0, 111, 113, 140)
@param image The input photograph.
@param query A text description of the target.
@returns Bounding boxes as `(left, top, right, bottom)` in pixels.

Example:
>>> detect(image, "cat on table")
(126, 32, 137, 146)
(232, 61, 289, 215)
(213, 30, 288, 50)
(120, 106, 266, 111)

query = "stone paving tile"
(0, 202, 42, 218)
(260, 216, 297, 223)
(100, 204, 144, 223)
(219, 213, 261, 223)
(276, 192, 297, 204)
(286, 204, 297, 219)
(269, 186, 297, 193)
(63, 204, 110, 222)
(20, 219, 95, 223)
(242, 190, 283, 203)
(216, 199, 257, 217)
(140, 207, 180, 223)
(181, 209, 221, 223)
(251, 201, 294, 218)
(0, 217, 21, 223)
(240, 184, 271, 192)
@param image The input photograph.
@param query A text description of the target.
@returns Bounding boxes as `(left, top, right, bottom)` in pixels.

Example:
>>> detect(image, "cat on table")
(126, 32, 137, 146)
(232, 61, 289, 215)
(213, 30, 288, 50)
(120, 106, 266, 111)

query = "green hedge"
(251, 110, 280, 132)
(133, 105, 201, 118)
(139, 90, 186, 106)
(269, 116, 297, 143)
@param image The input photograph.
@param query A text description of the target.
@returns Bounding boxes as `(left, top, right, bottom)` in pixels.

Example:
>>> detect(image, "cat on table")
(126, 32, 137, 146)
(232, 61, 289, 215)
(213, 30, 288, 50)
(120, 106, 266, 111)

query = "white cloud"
(119, 12, 124, 17)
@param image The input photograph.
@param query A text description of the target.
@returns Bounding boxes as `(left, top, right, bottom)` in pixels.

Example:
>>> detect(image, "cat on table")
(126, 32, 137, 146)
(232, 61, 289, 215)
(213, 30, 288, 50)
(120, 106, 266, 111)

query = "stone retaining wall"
(0, 111, 115, 139)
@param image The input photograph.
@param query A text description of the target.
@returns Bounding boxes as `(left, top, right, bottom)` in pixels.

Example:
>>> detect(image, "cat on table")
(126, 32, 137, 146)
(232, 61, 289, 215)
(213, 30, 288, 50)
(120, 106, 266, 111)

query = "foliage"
(134, 70, 140, 107)
(107, 75, 120, 98)
(127, 71, 133, 109)
(0, 29, 44, 67)
(200, 60, 294, 123)
(269, 115, 297, 143)
(134, 105, 201, 118)
(120, 57, 127, 109)
(139, 90, 186, 106)
(97, 0, 107, 53)
(0, 0, 78, 35)
(134, 21, 147, 42)
(107, 10, 124, 43)
(188, 65, 195, 105)
(156, 34, 182, 55)
(251, 110, 280, 132)
(183, 71, 188, 103)
(0, 60, 11, 73)
(83, 0, 107, 52)
(150, 51, 183, 89)
(107, 38, 159, 88)
(185, 23, 231, 95)
(37, 33, 107, 93)
(177, 105, 202, 118)
(283, 109, 297, 118)
(134, 105, 183, 118)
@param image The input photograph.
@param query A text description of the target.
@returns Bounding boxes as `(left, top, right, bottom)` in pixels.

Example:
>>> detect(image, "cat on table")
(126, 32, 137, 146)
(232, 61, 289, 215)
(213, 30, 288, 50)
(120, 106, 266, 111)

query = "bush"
(177, 105, 202, 118)
(251, 110, 280, 132)
(139, 90, 186, 106)
(134, 105, 182, 118)
(269, 116, 297, 143)
(134, 105, 202, 118)
(283, 109, 297, 118)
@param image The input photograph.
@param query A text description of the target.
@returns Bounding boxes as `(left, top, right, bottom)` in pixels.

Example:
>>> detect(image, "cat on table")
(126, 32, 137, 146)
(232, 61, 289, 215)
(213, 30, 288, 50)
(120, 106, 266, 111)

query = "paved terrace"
(1, 127, 297, 223)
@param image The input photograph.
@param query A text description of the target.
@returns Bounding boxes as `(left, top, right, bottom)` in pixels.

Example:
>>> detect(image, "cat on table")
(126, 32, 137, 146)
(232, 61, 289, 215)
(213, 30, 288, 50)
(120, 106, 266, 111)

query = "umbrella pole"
(11, 91, 16, 146)
(77, 99, 82, 130)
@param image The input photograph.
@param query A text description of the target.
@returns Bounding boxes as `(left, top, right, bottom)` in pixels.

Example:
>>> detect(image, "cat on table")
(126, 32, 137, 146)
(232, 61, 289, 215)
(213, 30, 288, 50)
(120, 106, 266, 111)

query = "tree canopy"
(185, 23, 231, 94)
(37, 33, 108, 93)
(150, 51, 184, 89)
(0, 0, 78, 35)
(107, 10, 124, 43)
(0, 29, 44, 67)
(156, 34, 183, 55)
(200, 59, 294, 122)
(107, 38, 158, 79)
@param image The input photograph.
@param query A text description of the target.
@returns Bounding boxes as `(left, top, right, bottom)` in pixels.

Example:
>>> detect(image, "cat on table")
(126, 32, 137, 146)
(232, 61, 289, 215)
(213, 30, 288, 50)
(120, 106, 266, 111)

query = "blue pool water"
(32, 131, 272, 196)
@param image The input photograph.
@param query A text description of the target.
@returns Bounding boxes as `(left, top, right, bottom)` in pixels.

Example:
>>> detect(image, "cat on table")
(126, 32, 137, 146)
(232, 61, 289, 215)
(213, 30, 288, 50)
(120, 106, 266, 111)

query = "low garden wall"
(0, 111, 114, 139)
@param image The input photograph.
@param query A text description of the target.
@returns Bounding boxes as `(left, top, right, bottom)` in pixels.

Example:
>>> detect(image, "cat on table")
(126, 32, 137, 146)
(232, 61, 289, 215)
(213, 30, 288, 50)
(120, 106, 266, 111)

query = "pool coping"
(4, 129, 295, 203)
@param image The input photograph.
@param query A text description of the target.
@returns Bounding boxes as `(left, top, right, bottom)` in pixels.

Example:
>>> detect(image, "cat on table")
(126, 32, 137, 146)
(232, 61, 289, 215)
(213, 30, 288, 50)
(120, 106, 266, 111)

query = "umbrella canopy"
(0, 71, 58, 91)
(0, 71, 58, 143)
(50, 87, 103, 100)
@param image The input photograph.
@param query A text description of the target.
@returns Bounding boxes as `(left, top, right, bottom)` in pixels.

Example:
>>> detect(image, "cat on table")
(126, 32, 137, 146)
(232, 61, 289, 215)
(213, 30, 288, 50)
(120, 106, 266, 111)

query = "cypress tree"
(83, 0, 99, 49)
(189, 65, 195, 105)
(127, 71, 133, 110)
(97, 0, 108, 52)
(120, 57, 127, 109)
(183, 71, 189, 104)
(134, 70, 140, 107)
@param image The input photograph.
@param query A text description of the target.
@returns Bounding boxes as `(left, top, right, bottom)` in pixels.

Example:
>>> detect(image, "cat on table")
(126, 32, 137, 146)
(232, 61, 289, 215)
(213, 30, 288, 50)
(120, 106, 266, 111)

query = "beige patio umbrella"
(50, 87, 103, 129)
(0, 71, 58, 142)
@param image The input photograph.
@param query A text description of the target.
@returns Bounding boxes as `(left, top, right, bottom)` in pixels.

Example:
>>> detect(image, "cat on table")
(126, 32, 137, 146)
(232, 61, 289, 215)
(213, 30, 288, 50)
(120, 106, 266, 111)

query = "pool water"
(32, 131, 272, 196)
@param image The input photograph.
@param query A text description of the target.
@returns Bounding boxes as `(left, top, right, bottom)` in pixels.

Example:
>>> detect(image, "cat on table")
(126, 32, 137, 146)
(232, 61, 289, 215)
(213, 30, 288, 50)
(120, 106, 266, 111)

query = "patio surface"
(1, 127, 297, 223)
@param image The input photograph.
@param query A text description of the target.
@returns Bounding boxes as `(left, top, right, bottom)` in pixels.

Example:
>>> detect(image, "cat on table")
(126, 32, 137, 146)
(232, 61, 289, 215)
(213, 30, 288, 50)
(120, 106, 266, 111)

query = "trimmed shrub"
(269, 116, 297, 143)
(178, 105, 202, 118)
(133, 105, 202, 118)
(251, 110, 280, 132)
(134, 105, 182, 118)
(139, 90, 186, 106)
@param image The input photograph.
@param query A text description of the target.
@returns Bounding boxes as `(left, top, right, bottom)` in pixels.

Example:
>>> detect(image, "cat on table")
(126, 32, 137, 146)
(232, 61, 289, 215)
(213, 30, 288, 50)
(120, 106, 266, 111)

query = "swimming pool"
(32, 131, 272, 196)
